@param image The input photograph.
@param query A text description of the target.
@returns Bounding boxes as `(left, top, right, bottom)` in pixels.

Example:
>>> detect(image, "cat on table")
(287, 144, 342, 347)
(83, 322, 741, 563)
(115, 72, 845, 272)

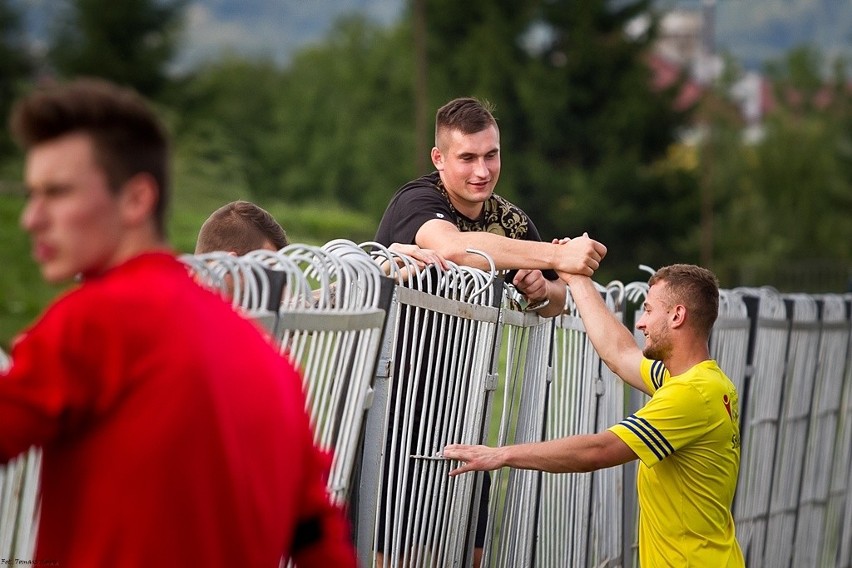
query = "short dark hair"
(434, 97, 498, 148)
(9, 78, 170, 236)
(195, 201, 289, 255)
(649, 264, 720, 336)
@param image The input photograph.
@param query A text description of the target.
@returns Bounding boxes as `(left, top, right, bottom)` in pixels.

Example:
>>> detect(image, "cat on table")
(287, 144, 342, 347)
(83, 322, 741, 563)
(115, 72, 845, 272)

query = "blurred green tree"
(419, 0, 698, 281)
(0, 0, 31, 158)
(272, 16, 419, 213)
(168, 57, 283, 201)
(47, 0, 186, 97)
(710, 46, 852, 291)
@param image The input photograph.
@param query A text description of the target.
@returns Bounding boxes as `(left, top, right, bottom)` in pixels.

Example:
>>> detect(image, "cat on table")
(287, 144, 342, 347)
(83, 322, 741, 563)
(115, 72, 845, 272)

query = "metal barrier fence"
(1, 245, 851, 568)
(0, 348, 40, 563)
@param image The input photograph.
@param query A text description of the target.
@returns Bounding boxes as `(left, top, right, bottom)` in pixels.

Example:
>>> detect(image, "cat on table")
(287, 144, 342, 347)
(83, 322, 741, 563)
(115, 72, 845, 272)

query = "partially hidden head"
(195, 200, 289, 256)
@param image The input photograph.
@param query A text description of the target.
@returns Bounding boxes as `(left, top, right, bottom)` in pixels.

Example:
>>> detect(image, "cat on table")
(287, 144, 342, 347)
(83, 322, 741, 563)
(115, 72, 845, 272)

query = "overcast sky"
(177, 0, 403, 70)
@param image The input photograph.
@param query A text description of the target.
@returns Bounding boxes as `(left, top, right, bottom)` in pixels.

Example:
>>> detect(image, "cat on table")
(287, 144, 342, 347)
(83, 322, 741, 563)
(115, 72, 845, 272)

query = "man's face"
(20, 132, 126, 283)
(432, 125, 501, 218)
(636, 281, 675, 361)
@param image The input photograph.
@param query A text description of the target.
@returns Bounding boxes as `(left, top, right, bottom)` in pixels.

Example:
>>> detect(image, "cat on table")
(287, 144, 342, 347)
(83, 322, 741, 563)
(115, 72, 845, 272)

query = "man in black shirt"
(374, 97, 607, 565)
(376, 97, 606, 317)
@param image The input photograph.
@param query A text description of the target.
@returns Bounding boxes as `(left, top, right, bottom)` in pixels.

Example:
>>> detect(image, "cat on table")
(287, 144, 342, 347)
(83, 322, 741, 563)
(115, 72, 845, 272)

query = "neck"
(437, 176, 484, 219)
(89, 230, 169, 279)
(663, 340, 711, 377)
(450, 196, 483, 220)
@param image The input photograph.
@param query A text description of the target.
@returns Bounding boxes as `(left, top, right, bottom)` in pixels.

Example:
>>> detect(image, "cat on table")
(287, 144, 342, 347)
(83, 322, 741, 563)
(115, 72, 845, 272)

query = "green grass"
(0, 193, 64, 352)
(0, 170, 380, 350)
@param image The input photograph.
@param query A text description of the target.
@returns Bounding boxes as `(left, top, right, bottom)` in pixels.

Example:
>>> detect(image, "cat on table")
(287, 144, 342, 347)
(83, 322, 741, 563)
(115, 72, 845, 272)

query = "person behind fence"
(373, 96, 607, 566)
(375, 96, 607, 317)
(195, 200, 290, 255)
(195, 200, 447, 310)
(444, 263, 745, 567)
(0, 77, 357, 568)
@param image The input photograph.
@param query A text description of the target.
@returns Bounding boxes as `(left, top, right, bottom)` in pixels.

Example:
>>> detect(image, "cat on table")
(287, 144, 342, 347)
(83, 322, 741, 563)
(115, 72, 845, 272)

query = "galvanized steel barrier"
(0, 347, 41, 563)
(2, 248, 851, 568)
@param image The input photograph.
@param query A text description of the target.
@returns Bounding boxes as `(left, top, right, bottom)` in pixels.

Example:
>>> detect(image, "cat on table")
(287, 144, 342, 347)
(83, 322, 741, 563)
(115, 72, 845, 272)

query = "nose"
(473, 157, 489, 178)
(635, 313, 647, 331)
(20, 194, 45, 233)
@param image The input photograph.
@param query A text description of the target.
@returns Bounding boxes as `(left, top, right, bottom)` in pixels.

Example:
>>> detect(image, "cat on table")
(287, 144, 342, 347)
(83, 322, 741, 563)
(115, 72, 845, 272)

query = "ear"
(670, 304, 687, 329)
(431, 146, 444, 171)
(119, 173, 159, 228)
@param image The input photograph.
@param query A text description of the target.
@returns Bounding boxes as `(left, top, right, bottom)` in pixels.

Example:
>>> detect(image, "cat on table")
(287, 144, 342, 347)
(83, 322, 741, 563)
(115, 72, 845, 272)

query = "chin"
(41, 266, 76, 284)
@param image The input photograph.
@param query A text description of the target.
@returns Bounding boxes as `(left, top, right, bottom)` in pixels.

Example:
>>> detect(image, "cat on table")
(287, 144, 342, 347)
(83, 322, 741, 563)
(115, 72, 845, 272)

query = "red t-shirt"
(0, 252, 355, 567)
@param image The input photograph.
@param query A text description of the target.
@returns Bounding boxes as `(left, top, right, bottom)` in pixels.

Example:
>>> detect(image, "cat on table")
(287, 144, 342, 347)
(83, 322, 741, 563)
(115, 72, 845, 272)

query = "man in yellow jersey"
(444, 263, 744, 566)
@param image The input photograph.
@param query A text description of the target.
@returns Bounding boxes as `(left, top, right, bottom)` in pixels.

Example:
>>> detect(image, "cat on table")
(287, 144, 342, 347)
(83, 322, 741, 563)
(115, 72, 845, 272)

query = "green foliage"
(271, 17, 420, 213)
(0, 146, 382, 350)
(47, 0, 186, 97)
(423, 0, 695, 282)
(168, 17, 422, 216)
(3, 2, 850, 352)
(0, 0, 31, 157)
(709, 47, 852, 291)
(167, 57, 286, 201)
(0, 190, 65, 352)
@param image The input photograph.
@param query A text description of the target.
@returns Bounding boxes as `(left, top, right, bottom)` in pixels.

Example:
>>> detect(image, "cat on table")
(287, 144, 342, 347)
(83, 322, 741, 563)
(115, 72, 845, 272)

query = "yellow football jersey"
(609, 359, 745, 567)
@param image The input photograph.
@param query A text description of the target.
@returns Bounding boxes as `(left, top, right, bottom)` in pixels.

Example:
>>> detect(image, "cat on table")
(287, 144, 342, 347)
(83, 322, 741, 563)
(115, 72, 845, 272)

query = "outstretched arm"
(415, 219, 607, 276)
(560, 274, 649, 395)
(443, 432, 636, 476)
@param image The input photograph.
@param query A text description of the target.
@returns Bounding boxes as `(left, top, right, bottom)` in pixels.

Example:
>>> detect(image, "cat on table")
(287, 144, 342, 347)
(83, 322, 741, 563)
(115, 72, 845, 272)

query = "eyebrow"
(456, 147, 499, 159)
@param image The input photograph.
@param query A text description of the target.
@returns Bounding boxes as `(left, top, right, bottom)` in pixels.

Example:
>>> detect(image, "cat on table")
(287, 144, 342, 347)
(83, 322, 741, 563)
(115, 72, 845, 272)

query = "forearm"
(423, 231, 558, 271)
(537, 278, 567, 318)
(501, 435, 609, 474)
(444, 432, 635, 476)
(416, 221, 605, 276)
(564, 275, 647, 393)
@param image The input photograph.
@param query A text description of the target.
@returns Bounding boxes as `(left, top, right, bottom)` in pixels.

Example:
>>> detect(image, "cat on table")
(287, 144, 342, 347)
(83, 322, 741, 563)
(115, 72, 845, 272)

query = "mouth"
(32, 241, 55, 263)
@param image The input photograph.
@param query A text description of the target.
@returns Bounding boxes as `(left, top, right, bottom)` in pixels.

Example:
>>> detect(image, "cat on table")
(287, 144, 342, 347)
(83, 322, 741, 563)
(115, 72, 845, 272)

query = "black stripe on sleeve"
(621, 414, 674, 460)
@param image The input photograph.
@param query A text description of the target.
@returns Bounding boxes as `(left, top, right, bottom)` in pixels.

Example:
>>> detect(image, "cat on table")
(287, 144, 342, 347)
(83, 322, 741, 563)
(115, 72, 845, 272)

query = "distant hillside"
(17, 0, 852, 73)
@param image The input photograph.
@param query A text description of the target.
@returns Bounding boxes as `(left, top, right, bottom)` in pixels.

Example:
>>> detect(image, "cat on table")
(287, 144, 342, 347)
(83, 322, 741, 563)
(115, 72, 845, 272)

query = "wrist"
(525, 298, 550, 312)
(496, 445, 512, 469)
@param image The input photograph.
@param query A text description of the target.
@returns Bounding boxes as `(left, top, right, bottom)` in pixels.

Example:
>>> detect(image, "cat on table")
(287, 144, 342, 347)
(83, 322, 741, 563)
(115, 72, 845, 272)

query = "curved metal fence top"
(719, 289, 749, 319)
(181, 251, 282, 312)
(818, 294, 849, 323)
(624, 281, 649, 306)
(183, 242, 393, 314)
(362, 242, 499, 308)
(733, 286, 787, 320)
(783, 293, 819, 323)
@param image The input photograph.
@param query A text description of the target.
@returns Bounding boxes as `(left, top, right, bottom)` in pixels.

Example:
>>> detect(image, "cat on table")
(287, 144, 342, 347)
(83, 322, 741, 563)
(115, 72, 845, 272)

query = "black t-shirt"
(375, 171, 557, 279)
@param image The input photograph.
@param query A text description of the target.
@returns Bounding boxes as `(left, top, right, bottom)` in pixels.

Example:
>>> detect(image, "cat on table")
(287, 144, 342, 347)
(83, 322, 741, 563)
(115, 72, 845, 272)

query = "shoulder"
(389, 173, 444, 204)
(484, 193, 540, 240)
(641, 358, 669, 392)
(489, 193, 526, 214)
(377, 172, 456, 245)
